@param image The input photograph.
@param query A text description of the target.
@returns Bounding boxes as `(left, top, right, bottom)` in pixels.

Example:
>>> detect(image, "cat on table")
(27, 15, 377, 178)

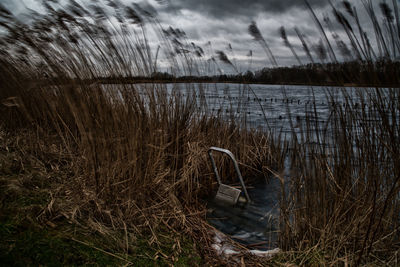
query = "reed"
(0, 1, 284, 264)
(2, 0, 400, 264)
(267, 1, 400, 264)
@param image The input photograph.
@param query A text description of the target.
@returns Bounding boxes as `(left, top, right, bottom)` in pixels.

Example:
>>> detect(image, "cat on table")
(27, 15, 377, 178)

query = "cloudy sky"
(1, 0, 388, 74)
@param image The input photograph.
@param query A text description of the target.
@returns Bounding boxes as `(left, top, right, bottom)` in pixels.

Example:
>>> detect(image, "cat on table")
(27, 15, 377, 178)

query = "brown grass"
(0, 1, 284, 265)
(2, 0, 400, 265)
(271, 1, 400, 265)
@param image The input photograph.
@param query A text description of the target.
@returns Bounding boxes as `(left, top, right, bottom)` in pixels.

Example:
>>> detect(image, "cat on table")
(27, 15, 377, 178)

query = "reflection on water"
(207, 178, 280, 250)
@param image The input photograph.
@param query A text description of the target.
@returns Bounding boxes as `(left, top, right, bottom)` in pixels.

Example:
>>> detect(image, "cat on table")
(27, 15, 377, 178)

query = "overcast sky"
(1, 0, 390, 74)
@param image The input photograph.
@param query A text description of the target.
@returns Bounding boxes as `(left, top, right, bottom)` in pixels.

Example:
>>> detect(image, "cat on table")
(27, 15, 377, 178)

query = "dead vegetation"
(0, 1, 284, 265)
(1, 0, 400, 265)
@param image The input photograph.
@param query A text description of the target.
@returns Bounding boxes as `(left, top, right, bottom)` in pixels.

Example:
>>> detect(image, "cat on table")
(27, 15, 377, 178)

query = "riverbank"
(0, 126, 358, 266)
(0, 129, 203, 266)
(0, 79, 285, 265)
(1, 121, 313, 266)
(2, 0, 400, 263)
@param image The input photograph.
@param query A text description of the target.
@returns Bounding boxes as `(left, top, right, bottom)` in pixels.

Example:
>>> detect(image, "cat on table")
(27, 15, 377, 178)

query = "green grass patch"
(0, 157, 202, 266)
(0, 220, 122, 266)
(0, 217, 202, 266)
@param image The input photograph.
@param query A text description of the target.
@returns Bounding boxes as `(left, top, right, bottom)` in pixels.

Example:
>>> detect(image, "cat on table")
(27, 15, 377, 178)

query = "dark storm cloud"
(1, 0, 381, 70)
(159, 0, 328, 18)
(153, 0, 328, 69)
(1, 0, 25, 14)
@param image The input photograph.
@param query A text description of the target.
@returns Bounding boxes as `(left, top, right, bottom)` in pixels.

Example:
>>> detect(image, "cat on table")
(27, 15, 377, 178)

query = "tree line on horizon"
(96, 60, 400, 87)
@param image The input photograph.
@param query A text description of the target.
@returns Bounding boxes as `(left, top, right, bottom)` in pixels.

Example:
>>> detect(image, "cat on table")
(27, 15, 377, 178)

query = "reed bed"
(2, 0, 400, 265)
(0, 1, 284, 264)
(268, 1, 400, 264)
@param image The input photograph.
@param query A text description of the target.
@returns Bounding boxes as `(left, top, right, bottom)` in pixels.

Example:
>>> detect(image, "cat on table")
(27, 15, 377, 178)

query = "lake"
(132, 83, 389, 143)
(131, 83, 394, 250)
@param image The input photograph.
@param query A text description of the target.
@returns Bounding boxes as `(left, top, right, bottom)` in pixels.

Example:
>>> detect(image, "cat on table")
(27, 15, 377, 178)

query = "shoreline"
(97, 79, 399, 89)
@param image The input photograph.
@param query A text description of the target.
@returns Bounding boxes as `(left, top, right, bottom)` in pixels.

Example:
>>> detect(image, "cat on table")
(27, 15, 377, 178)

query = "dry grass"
(0, 1, 284, 265)
(269, 1, 400, 265)
(2, 0, 400, 265)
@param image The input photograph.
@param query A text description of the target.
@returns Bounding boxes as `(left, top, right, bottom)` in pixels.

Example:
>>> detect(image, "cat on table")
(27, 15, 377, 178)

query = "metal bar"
(208, 149, 222, 185)
(208, 147, 251, 203)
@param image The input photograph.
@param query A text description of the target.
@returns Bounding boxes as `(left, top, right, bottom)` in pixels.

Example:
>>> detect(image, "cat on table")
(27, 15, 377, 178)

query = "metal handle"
(208, 146, 251, 202)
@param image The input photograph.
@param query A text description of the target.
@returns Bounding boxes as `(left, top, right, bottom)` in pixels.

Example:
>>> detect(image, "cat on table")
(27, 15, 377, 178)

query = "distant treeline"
(99, 60, 400, 87)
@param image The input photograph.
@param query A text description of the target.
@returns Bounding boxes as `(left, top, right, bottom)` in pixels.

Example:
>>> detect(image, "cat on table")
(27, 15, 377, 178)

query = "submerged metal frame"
(208, 146, 251, 203)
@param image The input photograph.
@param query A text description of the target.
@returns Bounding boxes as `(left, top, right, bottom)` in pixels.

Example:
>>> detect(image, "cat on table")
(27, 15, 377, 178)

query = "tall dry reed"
(0, 1, 285, 263)
(264, 1, 400, 264)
